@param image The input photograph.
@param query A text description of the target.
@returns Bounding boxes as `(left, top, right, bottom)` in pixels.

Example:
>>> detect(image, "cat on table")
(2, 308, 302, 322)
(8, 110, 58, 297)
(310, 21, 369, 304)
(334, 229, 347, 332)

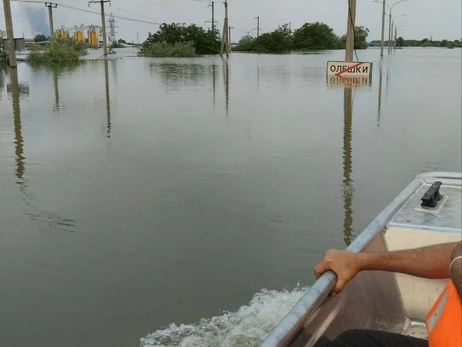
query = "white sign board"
(327, 61, 373, 77)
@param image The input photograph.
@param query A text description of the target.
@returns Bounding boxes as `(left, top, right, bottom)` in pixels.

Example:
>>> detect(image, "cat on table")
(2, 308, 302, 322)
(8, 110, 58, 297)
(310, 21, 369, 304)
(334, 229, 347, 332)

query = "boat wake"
(140, 285, 307, 347)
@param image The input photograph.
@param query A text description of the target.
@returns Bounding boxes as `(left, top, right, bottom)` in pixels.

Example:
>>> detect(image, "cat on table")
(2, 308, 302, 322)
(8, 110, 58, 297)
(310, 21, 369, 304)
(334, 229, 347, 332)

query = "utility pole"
(345, 0, 357, 62)
(45, 2, 57, 40)
(210, 1, 215, 33)
(225, 0, 230, 57)
(380, 0, 386, 57)
(100, 0, 108, 56)
(228, 26, 232, 47)
(220, 0, 229, 57)
(374, 0, 407, 53)
(255, 16, 260, 37)
(2, 0, 17, 67)
(89, 0, 110, 57)
(388, 12, 392, 53)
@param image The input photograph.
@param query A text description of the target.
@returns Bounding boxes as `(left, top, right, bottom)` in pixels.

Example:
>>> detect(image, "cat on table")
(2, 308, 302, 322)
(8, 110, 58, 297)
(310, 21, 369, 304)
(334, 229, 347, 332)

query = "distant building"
(0, 29, 7, 39)
(55, 28, 69, 39)
(74, 31, 84, 42)
(87, 26, 104, 47)
(2, 38, 26, 50)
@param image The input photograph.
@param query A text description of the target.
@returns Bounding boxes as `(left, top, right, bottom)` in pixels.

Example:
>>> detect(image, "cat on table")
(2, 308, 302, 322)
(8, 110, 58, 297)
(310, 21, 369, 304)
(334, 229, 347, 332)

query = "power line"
(138, 0, 205, 11)
(110, 4, 159, 21)
(61, 4, 161, 24)
(232, 27, 250, 33)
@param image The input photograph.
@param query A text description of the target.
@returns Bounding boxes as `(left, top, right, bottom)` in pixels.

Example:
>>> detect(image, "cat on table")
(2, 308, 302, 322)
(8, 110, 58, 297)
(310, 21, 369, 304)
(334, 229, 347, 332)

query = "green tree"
(140, 23, 220, 56)
(233, 24, 292, 53)
(292, 22, 338, 50)
(354, 26, 369, 49)
(234, 35, 254, 51)
(338, 26, 370, 49)
(440, 39, 448, 47)
(396, 36, 405, 47)
(34, 34, 48, 43)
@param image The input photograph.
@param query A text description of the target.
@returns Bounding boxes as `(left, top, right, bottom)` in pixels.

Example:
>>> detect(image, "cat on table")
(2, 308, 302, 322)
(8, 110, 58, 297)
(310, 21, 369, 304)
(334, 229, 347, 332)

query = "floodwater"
(0, 48, 461, 347)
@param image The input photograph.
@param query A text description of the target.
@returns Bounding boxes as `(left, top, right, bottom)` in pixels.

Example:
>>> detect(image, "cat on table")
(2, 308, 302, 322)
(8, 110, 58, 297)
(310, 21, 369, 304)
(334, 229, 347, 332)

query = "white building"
(0, 29, 7, 39)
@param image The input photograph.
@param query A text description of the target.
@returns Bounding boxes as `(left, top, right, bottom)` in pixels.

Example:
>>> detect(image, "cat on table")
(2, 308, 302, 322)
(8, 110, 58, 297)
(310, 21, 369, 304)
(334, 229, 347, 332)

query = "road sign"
(327, 61, 373, 77)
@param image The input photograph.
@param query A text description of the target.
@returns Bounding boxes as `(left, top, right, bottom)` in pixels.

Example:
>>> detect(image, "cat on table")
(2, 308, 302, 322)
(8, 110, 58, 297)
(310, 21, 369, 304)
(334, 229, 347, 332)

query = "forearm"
(357, 243, 458, 279)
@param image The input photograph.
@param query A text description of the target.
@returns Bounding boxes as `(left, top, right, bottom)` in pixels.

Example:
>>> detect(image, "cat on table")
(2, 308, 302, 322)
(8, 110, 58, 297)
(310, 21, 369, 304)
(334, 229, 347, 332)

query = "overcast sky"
(2, 0, 461, 42)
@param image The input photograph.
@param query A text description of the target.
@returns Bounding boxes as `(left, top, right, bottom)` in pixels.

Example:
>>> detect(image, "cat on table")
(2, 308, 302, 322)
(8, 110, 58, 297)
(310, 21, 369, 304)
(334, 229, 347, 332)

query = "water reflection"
(104, 60, 112, 138)
(53, 68, 60, 113)
(8, 67, 75, 232)
(223, 58, 229, 117)
(257, 65, 260, 91)
(33, 64, 82, 113)
(150, 62, 206, 88)
(386, 62, 391, 96)
(377, 63, 384, 126)
(10, 69, 25, 181)
(327, 76, 371, 88)
(212, 64, 216, 108)
(0, 67, 6, 99)
(342, 87, 354, 246)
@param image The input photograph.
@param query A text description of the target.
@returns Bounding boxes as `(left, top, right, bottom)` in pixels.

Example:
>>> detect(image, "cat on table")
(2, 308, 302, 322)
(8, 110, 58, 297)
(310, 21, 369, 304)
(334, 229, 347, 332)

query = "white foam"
(140, 286, 308, 347)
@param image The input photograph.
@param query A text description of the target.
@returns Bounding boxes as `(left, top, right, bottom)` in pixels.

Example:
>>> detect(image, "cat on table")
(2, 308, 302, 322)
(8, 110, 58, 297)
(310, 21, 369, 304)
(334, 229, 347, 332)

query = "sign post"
(345, 0, 357, 62)
(2, 0, 17, 67)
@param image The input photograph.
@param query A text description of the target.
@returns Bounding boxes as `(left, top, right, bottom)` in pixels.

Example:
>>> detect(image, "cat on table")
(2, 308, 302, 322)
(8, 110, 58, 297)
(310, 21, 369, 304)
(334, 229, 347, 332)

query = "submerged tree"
(338, 26, 370, 49)
(292, 22, 338, 50)
(233, 24, 292, 53)
(140, 23, 221, 56)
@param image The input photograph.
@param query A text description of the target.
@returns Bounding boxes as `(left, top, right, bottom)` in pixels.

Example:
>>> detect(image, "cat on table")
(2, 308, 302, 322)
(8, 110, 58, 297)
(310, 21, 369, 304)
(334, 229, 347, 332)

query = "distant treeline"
(139, 22, 370, 57)
(234, 22, 370, 53)
(369, 38, 462, 48)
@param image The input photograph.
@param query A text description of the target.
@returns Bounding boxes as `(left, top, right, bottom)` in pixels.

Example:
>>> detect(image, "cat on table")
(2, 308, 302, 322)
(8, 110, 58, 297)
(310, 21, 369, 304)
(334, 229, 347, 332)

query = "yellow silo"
(74, 31, 83, 42)
(89, 31, 98, 46)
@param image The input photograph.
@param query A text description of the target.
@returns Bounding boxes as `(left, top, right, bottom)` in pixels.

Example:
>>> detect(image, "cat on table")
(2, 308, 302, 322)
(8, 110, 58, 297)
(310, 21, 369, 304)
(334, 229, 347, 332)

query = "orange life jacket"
(426, 280, 462, 347)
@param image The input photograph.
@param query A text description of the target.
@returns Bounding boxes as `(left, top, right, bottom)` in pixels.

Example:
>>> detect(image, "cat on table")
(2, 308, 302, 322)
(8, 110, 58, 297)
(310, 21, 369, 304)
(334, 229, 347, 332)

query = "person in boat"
(313, 241, 462, 347)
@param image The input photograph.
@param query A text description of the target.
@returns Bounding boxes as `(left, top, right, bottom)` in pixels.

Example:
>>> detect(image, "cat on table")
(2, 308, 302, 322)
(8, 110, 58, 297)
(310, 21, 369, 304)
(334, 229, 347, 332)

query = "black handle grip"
(421, 181, 443, 208)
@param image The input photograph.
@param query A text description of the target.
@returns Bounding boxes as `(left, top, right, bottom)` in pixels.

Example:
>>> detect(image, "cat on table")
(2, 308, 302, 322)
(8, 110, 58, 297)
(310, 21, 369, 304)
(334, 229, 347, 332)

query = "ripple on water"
(140, 286, 307, 347)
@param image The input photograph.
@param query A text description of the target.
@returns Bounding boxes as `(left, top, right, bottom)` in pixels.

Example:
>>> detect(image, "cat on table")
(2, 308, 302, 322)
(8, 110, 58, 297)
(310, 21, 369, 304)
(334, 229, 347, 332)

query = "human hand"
(313, 249, 363, 297)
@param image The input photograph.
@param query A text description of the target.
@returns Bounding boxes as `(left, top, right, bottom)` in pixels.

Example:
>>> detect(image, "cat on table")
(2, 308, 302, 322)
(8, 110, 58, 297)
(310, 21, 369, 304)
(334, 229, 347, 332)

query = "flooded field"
(0, 48, 461, 347)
